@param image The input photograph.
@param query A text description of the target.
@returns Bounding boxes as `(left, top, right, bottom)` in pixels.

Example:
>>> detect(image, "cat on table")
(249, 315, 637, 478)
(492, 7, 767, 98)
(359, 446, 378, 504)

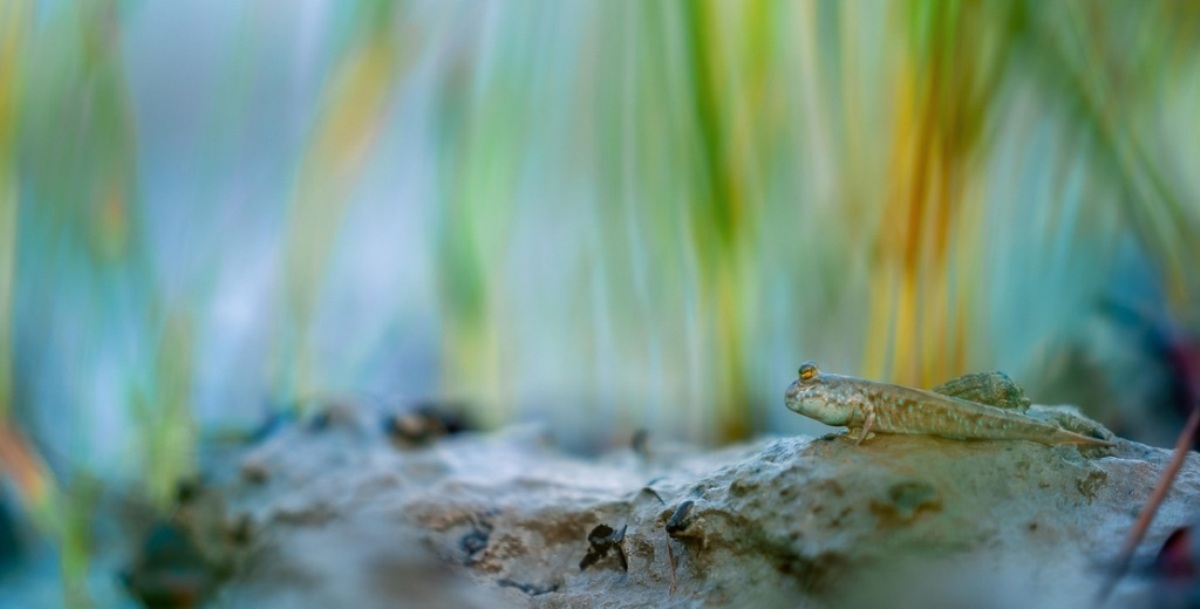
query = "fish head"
(784, 362, 855, 426)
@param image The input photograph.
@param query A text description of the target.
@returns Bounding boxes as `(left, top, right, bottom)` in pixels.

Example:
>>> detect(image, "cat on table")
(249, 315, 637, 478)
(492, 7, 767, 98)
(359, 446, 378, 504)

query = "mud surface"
(156, 404, 1197, 609)
(6, 403, 1191, 608)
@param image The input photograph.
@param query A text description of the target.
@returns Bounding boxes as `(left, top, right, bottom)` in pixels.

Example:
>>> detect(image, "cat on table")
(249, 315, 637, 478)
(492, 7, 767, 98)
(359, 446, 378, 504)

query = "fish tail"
(1054, 429, 1116, 447)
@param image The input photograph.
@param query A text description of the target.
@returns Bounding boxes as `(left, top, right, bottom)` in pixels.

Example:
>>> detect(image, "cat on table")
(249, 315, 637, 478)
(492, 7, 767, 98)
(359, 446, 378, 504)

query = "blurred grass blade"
(0, 0, 27, 422)
(278, 2, 404, 405)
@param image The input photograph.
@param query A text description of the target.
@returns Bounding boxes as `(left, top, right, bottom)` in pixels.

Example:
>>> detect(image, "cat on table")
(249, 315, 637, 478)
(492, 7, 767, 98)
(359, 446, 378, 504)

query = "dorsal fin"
(930, 371, 1031, 411)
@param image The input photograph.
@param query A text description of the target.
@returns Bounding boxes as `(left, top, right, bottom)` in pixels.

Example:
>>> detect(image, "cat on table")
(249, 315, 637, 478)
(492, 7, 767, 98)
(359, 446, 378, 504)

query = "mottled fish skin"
(784, 362, 1113, 446)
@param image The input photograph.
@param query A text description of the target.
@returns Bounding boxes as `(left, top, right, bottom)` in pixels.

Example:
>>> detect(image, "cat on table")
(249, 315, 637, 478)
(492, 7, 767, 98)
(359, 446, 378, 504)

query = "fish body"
(784, 362, 1113, 446)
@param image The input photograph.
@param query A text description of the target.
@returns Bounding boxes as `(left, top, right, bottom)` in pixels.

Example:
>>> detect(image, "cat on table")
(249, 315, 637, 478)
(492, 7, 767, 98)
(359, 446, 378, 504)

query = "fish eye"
(798, 362, 819, 382)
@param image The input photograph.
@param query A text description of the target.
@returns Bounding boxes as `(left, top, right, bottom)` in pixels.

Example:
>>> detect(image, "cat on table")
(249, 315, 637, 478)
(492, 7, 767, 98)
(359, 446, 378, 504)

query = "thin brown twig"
(1097, 403, 1200, 604)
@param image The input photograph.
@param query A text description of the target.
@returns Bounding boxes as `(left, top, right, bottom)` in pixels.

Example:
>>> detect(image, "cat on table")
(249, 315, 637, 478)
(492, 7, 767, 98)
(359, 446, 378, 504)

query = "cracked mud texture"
(189, 404, 1200, 609)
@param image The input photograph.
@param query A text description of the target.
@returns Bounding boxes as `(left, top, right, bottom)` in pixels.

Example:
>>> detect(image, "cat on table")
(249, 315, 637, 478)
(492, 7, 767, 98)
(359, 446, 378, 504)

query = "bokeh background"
(2, 0, 1200, 604)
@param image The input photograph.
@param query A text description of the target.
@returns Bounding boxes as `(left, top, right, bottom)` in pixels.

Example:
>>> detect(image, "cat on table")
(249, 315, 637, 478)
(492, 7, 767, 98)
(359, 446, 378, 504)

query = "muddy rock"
(198, 406, 1200, 609)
